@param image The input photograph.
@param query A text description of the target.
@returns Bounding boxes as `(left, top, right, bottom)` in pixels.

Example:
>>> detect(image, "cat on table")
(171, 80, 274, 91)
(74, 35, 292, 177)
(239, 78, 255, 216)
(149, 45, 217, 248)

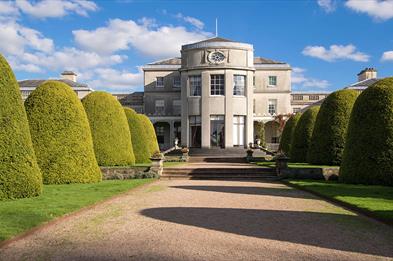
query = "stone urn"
(150, 151, 164, 176)
(246, 149, 254, 162)
(181, 147, 189, 161)
(275, 154, 290, 177)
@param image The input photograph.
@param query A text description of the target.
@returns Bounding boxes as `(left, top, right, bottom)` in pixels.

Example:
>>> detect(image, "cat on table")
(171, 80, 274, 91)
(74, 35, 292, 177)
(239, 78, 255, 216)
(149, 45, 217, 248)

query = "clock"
(208, 51, 225, 64)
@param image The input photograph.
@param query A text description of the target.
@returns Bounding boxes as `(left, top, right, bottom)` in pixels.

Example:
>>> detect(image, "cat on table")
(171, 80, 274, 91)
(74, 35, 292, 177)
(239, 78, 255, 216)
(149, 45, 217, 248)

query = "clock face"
(208, 51, 225, 64)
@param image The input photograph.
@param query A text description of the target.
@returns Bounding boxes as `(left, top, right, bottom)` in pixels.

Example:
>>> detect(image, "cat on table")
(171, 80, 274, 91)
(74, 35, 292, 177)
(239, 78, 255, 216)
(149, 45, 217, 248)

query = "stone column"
(224, 70, 233, 148)
(181, 72, 189, 147)
(169, 120, 174, 148)
(246, 70, 254, 147)
(201, 71, 211, 148)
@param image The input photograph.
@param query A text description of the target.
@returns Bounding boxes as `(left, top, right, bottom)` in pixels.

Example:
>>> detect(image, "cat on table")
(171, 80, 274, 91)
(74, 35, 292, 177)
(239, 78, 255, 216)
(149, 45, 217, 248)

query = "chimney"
(61, 71, 77, 82)
(357, 68, 377, 82)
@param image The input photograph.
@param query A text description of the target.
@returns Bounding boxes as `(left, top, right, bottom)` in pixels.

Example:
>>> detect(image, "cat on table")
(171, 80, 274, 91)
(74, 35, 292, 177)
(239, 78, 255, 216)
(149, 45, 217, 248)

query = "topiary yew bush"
(279, 113, 302, 156)
(290, 106, 320, 163)
(308, 89, 358, 165)
(124, 108, 151, 163)
(138, 114, 159, 155)
(82, 92, 135, 166)
(0, 54, 42, 200)
(340, 78, 393, 185)
(25, 81, 102, 184)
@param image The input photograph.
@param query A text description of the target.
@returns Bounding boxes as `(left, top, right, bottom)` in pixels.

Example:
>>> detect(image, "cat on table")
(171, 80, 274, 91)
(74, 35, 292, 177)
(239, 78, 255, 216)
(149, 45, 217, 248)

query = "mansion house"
(142, 37, 294, 150)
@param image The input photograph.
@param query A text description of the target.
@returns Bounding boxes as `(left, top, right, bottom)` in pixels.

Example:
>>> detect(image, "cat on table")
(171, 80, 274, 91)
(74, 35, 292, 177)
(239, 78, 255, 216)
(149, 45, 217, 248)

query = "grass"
(0, 179, 153, 242)
(288, 180, 393, 222)
(256, 162, 338, 169)
(163, 161, 187, 167)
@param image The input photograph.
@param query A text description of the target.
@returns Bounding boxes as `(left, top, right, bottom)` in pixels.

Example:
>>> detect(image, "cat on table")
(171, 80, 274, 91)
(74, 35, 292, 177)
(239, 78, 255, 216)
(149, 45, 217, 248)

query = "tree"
(138, 114, 159, 155)
(308, 89, 358, 165)
(279, 113, 302, 156)
(82, 92, 135, 166)
(290, 106, 320, 162)
(340, 78, 393, 185)
(25, 81, 101, 184)
(124, 108, 151, 163)
(0, 54, 42, 199)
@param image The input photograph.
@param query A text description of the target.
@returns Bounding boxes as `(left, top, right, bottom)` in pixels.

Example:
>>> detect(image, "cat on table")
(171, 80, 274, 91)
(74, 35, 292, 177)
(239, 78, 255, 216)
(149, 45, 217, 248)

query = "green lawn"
(163, 161, 187, 167)
(257, 162, 338, 169)
(288, 180, 393, 222)
(0, 179, 153, 241)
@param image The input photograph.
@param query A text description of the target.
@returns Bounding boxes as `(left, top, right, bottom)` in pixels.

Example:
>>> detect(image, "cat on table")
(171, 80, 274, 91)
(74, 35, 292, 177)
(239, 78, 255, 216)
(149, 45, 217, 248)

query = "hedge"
(290, 106, 320, 163)
(138, 114, 159, 155)
(308, 89, 358, 165)
(254, 121, 266, 147)
(279, 113, 302, 156)
(0, 54, 42, 200)
(340, 78, 393, 185)
(25, 81, 101, 184)
(124, 108, 151, 163)
(82, 92, 135, 166)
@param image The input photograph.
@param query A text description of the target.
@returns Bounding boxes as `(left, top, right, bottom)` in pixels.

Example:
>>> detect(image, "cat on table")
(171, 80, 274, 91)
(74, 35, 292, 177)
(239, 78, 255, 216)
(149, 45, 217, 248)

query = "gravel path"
(1, 179, 392, 261)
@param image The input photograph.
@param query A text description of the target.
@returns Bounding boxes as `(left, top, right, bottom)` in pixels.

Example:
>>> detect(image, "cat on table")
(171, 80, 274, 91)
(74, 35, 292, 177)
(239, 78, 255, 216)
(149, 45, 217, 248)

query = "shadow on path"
(171, 185, 315, 199)
(141, 207, 393, 257)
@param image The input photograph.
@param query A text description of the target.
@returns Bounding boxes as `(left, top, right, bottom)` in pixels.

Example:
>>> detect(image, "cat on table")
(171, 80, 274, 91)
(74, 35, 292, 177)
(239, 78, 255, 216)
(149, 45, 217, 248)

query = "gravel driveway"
(0, 179, 392, 261)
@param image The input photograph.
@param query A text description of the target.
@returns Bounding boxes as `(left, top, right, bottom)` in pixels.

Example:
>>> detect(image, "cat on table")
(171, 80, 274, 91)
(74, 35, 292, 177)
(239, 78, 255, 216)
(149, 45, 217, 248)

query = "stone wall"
(278, 167, 339, 181)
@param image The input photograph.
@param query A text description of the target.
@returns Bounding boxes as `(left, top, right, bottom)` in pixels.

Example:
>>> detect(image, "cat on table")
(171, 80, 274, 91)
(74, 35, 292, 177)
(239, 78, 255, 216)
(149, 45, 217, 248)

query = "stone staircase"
(161, 157, 278, 181)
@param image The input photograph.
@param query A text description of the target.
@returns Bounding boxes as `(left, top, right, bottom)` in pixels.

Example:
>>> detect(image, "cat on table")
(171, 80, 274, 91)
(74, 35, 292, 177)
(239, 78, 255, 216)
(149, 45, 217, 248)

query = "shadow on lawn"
(171, 185, 315, 199)
(141, 207, 393, 257)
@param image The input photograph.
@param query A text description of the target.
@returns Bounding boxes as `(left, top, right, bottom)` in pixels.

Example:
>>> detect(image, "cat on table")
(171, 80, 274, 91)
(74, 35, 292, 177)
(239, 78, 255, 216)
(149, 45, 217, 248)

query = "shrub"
(290, 106, 320, 162)
(340, 78, 393, 185)
(254, 121, 266, 147)
(138, 114, 159, 155)
(25, 81, 101, 184)
(0, 54, 42, 200)
(279, 113, 302, 156)
(308, 89, 358, 165)
(82, 92, 135, 166)
(124, 108, 151, 163)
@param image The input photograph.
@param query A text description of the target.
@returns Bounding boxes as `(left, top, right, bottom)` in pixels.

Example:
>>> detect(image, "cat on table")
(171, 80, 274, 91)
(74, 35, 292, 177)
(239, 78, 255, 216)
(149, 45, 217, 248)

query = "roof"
(349, 78, 379, 88)
(148, 57, 181, 65)
(191, 37, 236, 45)
(18, 79, 89, 88)
(254, 57, 285, 65)
(114, 92, 144, 106)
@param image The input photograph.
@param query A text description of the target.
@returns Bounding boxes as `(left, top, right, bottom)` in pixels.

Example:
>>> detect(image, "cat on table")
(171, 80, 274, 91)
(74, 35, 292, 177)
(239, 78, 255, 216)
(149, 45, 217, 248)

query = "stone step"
(163, 168, 276, 175)
(188, 157, 247, 163)
(160, 175, 280, 180)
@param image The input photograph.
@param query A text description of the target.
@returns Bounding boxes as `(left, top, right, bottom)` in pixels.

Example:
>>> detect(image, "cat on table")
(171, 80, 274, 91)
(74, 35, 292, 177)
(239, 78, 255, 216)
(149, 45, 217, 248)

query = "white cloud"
(0, 21, 54, 55)
(381, 51, 393, 61)
(86, 68, 143, 91)
(15, 0, 97, 19)
(302, 44, 369, 62)
(317, 0, 336, 12)
(0, 1, 19, 15)
(345, 0, 393, 21)
(73, 18, 212, 58)
(175, 13, 204, 29)
(292, 67, 330, 90)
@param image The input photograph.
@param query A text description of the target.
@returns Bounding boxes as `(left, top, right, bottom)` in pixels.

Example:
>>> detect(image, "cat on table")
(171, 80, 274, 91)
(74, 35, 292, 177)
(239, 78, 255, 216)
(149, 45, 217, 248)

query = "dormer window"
(156, 77, 164, 88)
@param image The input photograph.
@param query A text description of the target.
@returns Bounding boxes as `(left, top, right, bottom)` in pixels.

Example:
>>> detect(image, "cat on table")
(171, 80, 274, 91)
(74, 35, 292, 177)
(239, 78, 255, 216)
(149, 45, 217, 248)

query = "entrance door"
(233, 116, 245, 147)
(210, 115, 225, 148)
(189, 116, 201, 148)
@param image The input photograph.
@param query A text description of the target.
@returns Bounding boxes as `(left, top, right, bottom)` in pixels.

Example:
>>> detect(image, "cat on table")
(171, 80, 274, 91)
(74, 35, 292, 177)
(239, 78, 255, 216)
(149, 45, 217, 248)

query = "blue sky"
(0, 0, 392, 93)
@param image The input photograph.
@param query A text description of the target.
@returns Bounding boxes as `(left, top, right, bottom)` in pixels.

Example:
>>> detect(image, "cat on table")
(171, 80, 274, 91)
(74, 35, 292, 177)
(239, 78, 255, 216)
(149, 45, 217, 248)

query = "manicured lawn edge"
(0, 179, 157, 248)
(281, 179, 393, 227)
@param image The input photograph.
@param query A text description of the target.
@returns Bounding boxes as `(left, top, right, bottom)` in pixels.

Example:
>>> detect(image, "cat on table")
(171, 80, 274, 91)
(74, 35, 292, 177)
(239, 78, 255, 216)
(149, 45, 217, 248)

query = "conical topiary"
(25, 81, 101, 184)
(279, 113, 302, 156)
(82, 92, 135, 166)
(308, 89, 358, 165)
(290, 106, 320, 163)
(0, 54, 42, 199)
(340, 78, 393, 185)
(138, 114, 159, 155)
(124, 108, 151, 163)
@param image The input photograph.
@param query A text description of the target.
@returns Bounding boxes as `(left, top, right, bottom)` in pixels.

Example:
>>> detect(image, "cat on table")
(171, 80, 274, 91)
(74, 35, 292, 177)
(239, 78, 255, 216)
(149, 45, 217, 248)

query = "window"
(156, 126, 165, 144)
(233, 75, 245, 96)
(189, 75, 201, 96)
(293, 95, 303, 101)
(155, 100, 165, 115)
(156, 77, 164, 88)
(268, 76, 277, 87)
(293, 107, 301, 113)
(173, 76, 181, 88)
(309, 95, 319, 100)
(189, 116, 201, 148)
(210, 74, 225, 95)
(210, 115, 225, 147)
(268, 99, 277, 115)
(271, 137, 279, 143)
(253, 76, 255, 86)
(173, 100, 181, 116)
(253, 99, 256, 114)
(233, 116, 245, 146)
